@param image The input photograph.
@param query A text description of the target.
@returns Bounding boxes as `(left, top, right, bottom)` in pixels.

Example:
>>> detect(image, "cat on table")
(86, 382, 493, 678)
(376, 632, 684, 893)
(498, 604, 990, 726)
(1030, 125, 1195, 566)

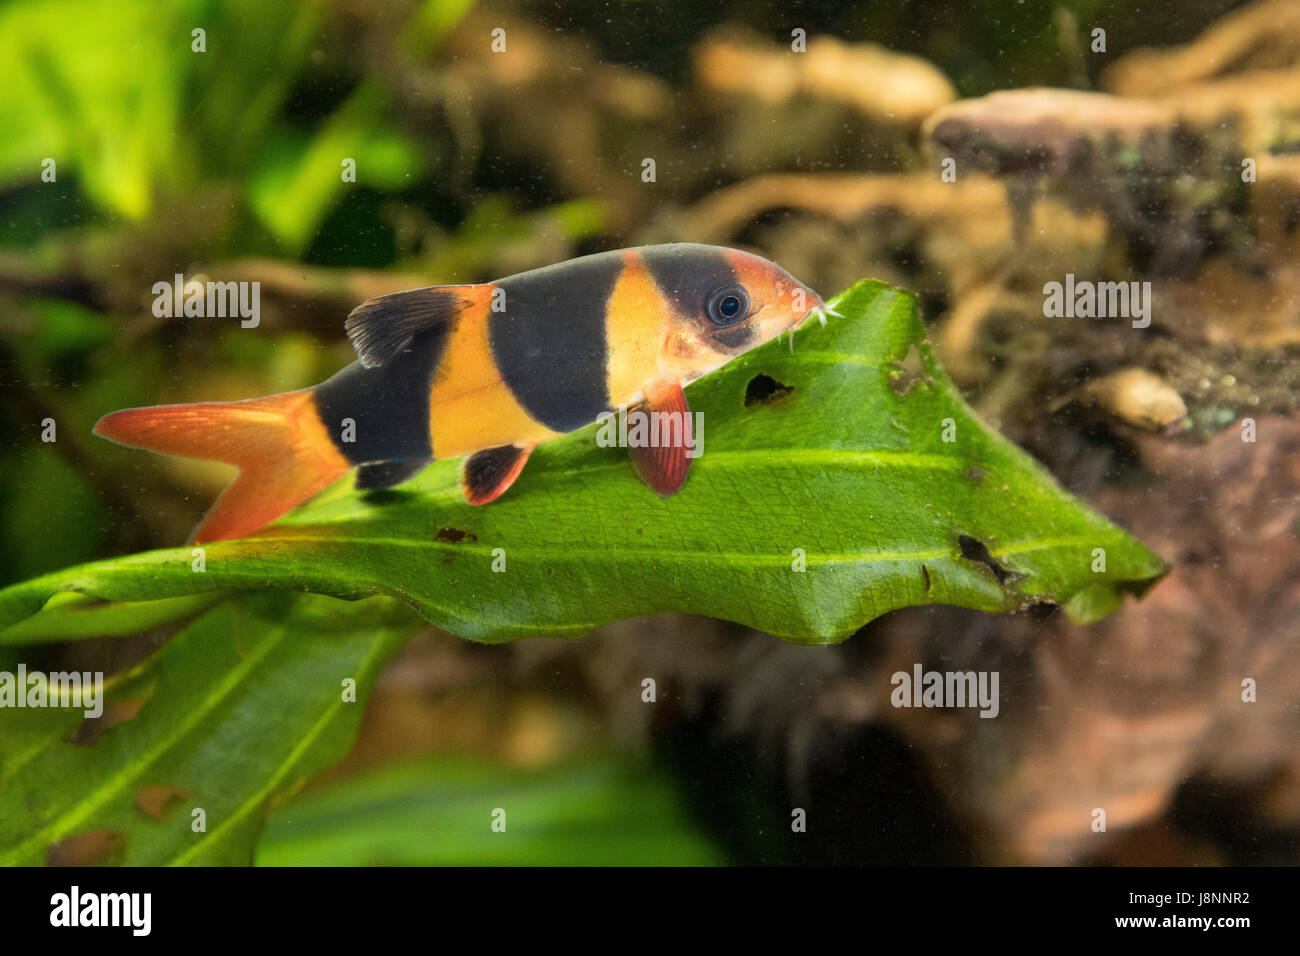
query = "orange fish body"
(95, 244, 823, 542)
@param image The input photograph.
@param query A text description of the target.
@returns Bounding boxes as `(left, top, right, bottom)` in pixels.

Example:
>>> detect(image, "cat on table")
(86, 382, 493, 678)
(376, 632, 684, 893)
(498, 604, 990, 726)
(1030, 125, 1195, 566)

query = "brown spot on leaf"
(135, 785, 189, 821)
(435, 527, 478, 543)
(47, 828, 125, 866)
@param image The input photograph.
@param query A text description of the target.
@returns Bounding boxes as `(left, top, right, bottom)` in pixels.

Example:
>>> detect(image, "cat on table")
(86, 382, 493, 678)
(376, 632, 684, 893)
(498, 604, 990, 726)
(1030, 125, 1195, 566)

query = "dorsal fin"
(345, 287, 470, 368)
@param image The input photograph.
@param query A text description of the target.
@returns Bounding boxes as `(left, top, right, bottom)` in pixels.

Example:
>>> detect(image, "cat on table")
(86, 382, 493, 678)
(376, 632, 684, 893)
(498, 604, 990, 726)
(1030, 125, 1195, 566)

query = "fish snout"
(783, 285, 825, 328)
(802, 287, 826, 316)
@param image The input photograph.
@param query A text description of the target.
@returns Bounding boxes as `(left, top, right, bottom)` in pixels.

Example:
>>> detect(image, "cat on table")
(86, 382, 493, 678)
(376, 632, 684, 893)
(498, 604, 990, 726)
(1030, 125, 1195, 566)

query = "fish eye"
(706, 285, 749, 327)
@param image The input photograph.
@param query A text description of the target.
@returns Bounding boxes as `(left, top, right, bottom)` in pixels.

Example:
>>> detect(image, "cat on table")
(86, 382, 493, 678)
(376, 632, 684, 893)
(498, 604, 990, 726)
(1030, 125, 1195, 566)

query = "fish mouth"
(791, 287, 832, 326)
(801, 289, 829, 323)
(771, 288, 839, 352)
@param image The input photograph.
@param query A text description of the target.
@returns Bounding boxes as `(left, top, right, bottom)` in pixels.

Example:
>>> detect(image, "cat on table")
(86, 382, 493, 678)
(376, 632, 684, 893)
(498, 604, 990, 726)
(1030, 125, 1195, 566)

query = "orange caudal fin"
(94, 389, 350, 543)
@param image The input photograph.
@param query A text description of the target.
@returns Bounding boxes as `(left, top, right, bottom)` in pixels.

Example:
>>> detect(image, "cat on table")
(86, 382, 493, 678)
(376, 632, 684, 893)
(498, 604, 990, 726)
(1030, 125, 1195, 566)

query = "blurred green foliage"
(0, 592, 417, 865)
(0, 0, 436, 243)
(256, 755, 726, 865)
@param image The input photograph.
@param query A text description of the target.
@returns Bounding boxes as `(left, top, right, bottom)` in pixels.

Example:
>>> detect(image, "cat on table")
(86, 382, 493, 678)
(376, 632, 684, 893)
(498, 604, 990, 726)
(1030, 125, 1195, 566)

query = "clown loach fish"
(95, 243, 829, 543)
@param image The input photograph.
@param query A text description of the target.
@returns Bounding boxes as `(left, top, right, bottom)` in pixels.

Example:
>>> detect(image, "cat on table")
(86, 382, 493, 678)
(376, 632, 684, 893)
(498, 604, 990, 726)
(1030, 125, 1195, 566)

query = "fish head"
(645, 244, 823, 380)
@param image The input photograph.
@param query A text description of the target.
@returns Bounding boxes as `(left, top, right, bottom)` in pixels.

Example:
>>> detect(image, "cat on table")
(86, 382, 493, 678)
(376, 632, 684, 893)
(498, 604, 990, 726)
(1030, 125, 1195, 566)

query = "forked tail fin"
(94, 389, 350, 543)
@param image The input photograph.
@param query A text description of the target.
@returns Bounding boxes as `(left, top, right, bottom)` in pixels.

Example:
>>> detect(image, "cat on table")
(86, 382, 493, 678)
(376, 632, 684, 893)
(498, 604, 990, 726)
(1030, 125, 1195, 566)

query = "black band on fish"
(490, 254, 619, 432)
(314, 323, 450, 463)
(641, 244, 738, 319)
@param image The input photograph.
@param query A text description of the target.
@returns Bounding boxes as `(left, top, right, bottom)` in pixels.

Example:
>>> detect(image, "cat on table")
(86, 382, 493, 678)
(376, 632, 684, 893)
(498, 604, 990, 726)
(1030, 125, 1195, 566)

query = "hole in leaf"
(47, 828, 125, 866)
(744, 374, 794, 406)
(958, 534, 1023, 586)
(435, 527, 478, 543)
(889, 344, 930, 395)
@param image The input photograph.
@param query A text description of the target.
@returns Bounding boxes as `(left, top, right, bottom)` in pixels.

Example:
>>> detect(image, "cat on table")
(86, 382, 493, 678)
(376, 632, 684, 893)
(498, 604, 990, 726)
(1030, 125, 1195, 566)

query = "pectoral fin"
(460, 443, 534, 505)
(628, 379, 694, 497)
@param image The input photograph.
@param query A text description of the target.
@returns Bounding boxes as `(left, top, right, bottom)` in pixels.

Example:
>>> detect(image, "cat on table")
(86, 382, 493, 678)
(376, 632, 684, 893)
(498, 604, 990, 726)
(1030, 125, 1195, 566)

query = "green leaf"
(400, 0, 479, 58)
(248, 85, 424, 252)
(0, 0, 211, 218)
(255, 755, 727, 866)
(0, 593, 418, 865)
(0, 592, 224, 646)
(0, 280, 1167, 644)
